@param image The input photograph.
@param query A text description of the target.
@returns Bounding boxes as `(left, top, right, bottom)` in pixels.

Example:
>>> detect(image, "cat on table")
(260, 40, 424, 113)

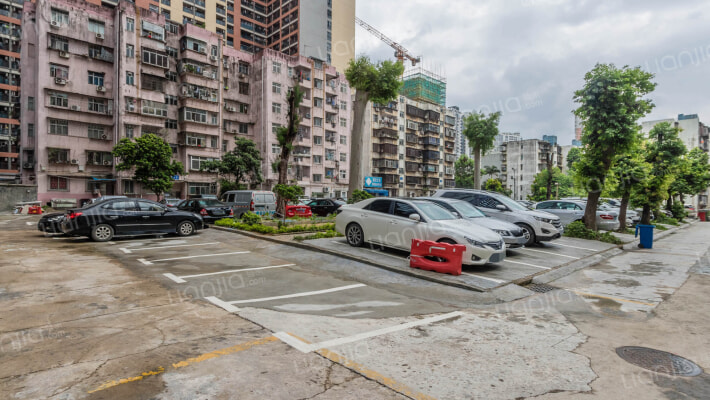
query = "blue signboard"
(172, 175, 180, 181)
(364, 176, 383, 188)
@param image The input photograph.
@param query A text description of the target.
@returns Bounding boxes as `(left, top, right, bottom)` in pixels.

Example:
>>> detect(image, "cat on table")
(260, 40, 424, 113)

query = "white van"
(221, 190, 277, 218)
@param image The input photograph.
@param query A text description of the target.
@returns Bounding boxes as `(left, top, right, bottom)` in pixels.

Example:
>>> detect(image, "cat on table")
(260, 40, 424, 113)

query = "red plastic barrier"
(28, 205, 42, 215)
(409, 239, 465, 275)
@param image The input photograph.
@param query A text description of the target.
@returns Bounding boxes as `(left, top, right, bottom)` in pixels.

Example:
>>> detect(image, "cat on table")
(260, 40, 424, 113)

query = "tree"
(573, 63, 656, 230)
(273, 85, 305, 214)
(454, 155, 476, 188)
(631, 122, 687, 224)
(112, 134, 184, 201)
(606, 149, 647, 231)
(348, 189, 374, 204)
(200, 137, 262, 191)
(462, 111, 501, 189)
(669, 147, 710, 208)
(273, 184, 304, 218)
(345, 56, 404, 194)
(485, 178, 511, 196)
(482, 165, 500, 180)
(529, 167, 575, 201)
(566, 147, 582, 172)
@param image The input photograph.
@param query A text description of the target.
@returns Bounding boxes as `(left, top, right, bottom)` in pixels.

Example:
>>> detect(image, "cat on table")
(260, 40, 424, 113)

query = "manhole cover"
(616, 346, 703, 377)
(524, 283, 558, 293)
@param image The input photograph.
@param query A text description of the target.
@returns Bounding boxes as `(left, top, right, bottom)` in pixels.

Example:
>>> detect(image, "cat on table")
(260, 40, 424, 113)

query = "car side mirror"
(408, 213, 421, 222)
(452, 211, 461, 218)
(496, 204, 508, 211)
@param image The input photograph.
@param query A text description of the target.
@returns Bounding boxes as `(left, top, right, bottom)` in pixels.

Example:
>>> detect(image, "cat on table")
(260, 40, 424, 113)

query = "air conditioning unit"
(23, 162, 31, 169)
(96, 33, 104, 40)
(128, 104, 135, 112)
(70, 105, 80, 111)
(70, 159, 78, 165)
(54, 78, 67, 85)
(101, 134, 108, 140)
(59, 51, 69, 58)
(103, 161, 111, 166)
(96, 86, 106, 92)
(50, 20, 61, 28)
(226, 106, 236, 112)
(198, 46, 206, 54)
(78, 165, 85, 172)
(323, 187, 329, 193)
(210, 55, 218, 62)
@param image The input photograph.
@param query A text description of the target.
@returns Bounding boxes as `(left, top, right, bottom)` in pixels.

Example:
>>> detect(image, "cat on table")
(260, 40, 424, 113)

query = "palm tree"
(483, 165, 500, 180)
(463, 112, 502, 189)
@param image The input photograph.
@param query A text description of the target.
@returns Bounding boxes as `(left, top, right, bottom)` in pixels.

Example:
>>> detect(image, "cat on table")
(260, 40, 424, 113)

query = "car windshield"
(413, 201, 457, 221)
(198, 200, 225, 207)
(496, 195, 529, 211)
(450, 201, 486, 218)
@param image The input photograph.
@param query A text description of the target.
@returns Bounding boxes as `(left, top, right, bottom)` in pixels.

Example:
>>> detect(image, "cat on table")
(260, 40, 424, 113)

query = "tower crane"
(355, 17, 421, 66)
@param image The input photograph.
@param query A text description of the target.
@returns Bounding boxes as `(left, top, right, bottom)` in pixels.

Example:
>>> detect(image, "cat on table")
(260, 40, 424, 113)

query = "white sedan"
(335, 198, 506, 265)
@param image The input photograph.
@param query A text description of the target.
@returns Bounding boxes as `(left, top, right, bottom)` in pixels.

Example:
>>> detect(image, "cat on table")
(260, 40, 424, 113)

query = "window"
(188, 183, 215, 195)
(49, 119, 68, 136)
(272, 61, 281, 74)
(125, 124, 135, 138)
(126, 17, 135, 32)
(48, 148, 69, 163)
(312, 174, 322, 182)
(210, 136, 218, 148)
(238, 62, 250, 74)
(88, 20, 105, 36)
(165, 119, 177, 129)
(340, 170, 346, 179)
(88, 124, 105, 139)
(142, 48, 169, 68)
(340, 83, 347, 93)
(313, 155, 322, 164)
(181, 107, 211, 123)
(314, 79, 323, 89)
(366, 199, 392, 214)
(272, 102, 281, 114)
(238, 82, 249, 95)
(49, 35, 69, 52)
(149, 4, 159, 13)
(166, 22, 179, 35)
(189, 156, 216, 171)
(165, 95, 178, 105)
(476, 195, 502, 209)
(239, 123, 248, 134)
(340, 118, 347, 127)
(340, 101, 347, 110)
(314, 117, 323, 127)
(49, 176, 68, 191)
(161, 9, 171, 19)
(393, 202, 417, 218)
(211, 45, 218, 57)
(126, 44, 134, 58)
(142, 100, 168, 117)
(166, 46, 178, 58)
(28, 123, 34, 137)
(123, 180, 135, 194)
(340, 153, 347, 162)
(86, 151, 113, 165)
(102, 201, 137, 211)
(50, 64, 69, 79)
(340, 135, 347, 145)
(313, 136, 322, 145)
(326, 149, 336, 161)
(314, 97, 323, 108)
(166, 71, 177, 82)
(238, 103, 249, 113)
(28, 97, 34, 111)
(222, 140, 228, 152)
(88, 98, 107, 113)
(271, 123, 281, 135)
(126, 71, 134, 85)
(51, 9, 69, 26)
(272, 82, 281, 94)
(88, 71, 104, 86)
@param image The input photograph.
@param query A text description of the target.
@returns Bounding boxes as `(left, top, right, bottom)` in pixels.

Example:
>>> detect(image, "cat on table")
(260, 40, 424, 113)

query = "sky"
(354, 0, 710, 145)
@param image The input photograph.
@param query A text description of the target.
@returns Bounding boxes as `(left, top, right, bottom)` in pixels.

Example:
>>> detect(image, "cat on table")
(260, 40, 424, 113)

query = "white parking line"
(137, 251, 250, 265)
(120, 242, 219, 254)
(164, 264, 296, 283)
(501, 259, 551, 269)
(227, 284, 366, 305)
(25, 222, 33, 226)
(205, 296, 240, 313)
(550, 242, 599, 252)
(519, 248, 580, 259)
(276, 311, 465, 353)
(461, 273, 507, 284)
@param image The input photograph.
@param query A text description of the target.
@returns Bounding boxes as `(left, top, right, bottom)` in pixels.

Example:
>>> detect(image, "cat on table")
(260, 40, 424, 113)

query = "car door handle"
(389, 220, 397, 225)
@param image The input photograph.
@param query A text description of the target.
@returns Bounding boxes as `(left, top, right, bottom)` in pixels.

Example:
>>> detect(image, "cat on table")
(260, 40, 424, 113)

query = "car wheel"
(345, 223, 364, 247)
(437, 238, 456, 245)
(516, 223, 536, 246)
(91, 224, 114, 242)
(177, 221, 195, 236)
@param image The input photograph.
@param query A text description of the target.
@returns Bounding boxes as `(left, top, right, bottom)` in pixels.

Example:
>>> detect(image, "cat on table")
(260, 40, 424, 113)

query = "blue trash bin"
(635, 224, 655, 249)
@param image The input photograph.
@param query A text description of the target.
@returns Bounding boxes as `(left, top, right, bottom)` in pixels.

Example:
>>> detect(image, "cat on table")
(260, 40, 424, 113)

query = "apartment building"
(497, 139, 563, 200)
(365, 96, 457, 197)
(447, 105, 468, 160)
(0, 0, 22, 183)
(20, 0, 351, 205)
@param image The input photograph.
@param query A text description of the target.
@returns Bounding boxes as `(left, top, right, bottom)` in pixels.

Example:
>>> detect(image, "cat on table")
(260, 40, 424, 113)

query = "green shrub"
(654, 213, 679, 226)
(670, 203, 687, 221)
(241, 211, 261, 226)
(214, 218, 334, 235)
(564, 221, 623, 245)
(293, 230, 343, 241)
(348, 189, 374, 204)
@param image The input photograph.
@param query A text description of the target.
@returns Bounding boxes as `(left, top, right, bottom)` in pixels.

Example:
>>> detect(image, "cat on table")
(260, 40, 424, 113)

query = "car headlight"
(464, 236, 486, 248)
(533, 216, 553, 224)
(493, 229, 511, 236)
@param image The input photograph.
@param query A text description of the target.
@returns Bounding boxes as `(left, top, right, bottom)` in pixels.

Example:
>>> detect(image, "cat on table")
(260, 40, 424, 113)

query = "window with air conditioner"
(50, 64, 69, 80)
(88, 20, 105, 36)
(88, 98, 108, 113)
(88, 124, 104, 139)
(51, 9, 69, 26)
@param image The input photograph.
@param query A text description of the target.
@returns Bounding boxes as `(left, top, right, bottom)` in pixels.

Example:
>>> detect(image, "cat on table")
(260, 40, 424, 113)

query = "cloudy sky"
(355, 0, 710, 145)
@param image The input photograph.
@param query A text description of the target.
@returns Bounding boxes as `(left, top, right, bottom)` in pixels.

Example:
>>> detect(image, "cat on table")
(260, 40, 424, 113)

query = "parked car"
(177, 199, 234, 223)
(335, 198, 506, 265)
(285, 202, 313, 218)
(88, 195, 127, 205)
(221, 190, 277, 218)
(417, 197, 527, 248)
(517, 200, 535, 209)
(37, 212, 66, 233)
(433, 189, 562, 246)
(685, 204, 697, 218)
(306, 198, 346, 216)
(190, 194, 218, 200)
(60, 198, 205, 242)
(597, 203, 640, 224)
(535, 200, 620, 231)
(160, 197, 184, 209)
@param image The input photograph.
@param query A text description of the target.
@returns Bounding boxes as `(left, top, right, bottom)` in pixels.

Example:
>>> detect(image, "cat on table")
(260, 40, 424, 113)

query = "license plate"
(297, 208, 306, 212)
(489, 253, 504, 263)
(212, 210, 225, 216)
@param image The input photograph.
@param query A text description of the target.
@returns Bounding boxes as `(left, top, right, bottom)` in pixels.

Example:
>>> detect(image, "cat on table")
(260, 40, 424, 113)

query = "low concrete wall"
(0, 184, 38, 211)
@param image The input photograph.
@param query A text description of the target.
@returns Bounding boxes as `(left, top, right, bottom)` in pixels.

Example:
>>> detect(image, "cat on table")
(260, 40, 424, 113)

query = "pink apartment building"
(20, 0, 351, 206)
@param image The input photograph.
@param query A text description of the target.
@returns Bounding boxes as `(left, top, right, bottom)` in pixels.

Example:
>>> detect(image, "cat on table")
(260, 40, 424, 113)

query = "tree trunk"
(348, 90, 370, 196)
(276, 88, 300, 215)
(473, 146, 482, 190)
(665, 189, 673, 211)
(584, 191, 601, 230)
(545, 153, 553, 200)
(618, 190, 630, 231)
(641, 204, 652, 225)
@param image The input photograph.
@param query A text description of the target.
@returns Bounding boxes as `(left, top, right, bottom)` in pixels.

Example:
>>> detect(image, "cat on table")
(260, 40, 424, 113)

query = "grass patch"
(564, 221, 623, 245)
(293, 230, 342, 241)
(621, 227, 636, 235)
(215, 218, 335, 234)
(655, 214, 679, 226)
(655, 225, 668, 231)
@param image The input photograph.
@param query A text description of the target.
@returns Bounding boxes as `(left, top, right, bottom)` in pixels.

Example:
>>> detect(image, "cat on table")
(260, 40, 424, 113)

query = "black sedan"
(60, 198, 205, 242)
(177, 199, 233, 223)
(38, 212, 66, 233)
(306, 198, 346, 217)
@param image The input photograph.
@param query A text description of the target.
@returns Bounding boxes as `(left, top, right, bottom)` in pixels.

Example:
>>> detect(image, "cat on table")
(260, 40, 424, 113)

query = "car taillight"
(249, 200, 254, 211)
(200, 209, 208, 216)
(600, 214, 614, 220)
(68, 211, 83, 219)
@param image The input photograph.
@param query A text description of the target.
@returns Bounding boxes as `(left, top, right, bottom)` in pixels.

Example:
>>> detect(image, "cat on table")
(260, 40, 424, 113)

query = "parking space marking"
(120, 242, 219, 254)
(501, 259, 551, 269)
(228, 284, 367, 305)
(549, 242, 599, 252)
(137, 251, 250, 265)
(461, 272, 507, 284)
(25, 221, 33, 226)
(205, 296, 241, 313)
(164, 264, 296, 283)
(276, 311, 464, 353)
(518, 248, 580, 259)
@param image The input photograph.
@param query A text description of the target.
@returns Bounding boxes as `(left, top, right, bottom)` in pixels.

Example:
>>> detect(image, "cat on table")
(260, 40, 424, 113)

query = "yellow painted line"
(287, 333, 437, 400)
(573, 291, 656, 307)
(88, 336, 278, 394)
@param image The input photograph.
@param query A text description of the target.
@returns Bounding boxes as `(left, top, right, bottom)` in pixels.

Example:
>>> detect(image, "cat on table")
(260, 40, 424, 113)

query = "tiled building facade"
(20, 0, 351, 205)
(0, 0, 23, 183)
